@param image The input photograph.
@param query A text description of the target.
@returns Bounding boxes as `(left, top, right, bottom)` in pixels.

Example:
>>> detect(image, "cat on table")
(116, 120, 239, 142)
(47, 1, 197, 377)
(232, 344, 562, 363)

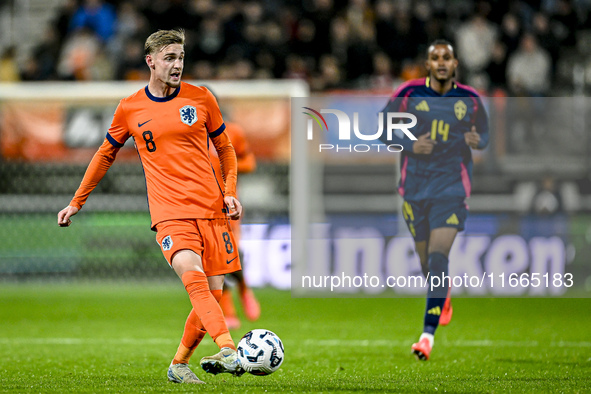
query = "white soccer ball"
(237, 329, 284, 376)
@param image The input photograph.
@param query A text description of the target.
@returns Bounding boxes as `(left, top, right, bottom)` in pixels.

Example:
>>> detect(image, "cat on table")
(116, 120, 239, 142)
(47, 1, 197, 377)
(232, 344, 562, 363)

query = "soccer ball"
(237, 329, 284, 376)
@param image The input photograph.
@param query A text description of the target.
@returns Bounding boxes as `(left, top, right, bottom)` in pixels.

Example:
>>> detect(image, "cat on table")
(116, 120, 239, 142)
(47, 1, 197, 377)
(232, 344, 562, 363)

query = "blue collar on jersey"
(144, 85, 180, 102)
(425, 76, 458, 95)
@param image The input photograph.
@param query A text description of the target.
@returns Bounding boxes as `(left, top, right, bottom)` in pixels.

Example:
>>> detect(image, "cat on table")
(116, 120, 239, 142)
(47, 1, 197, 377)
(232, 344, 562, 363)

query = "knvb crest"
(180, 105, 197, 126)
(162, 235, 173, 251)
(454, 100, 467, 120)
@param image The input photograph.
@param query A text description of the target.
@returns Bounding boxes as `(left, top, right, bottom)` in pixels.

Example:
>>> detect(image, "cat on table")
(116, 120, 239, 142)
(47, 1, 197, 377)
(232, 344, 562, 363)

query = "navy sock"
(423, 252, 449, 335)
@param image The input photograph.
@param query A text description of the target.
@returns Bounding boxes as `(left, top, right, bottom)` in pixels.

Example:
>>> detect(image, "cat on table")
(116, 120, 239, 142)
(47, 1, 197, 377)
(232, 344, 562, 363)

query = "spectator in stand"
(506, 33, 552, 152)
(70, 0, 117, 43)
(191, 60, 215, 80)
(311, 54, 343, 91)
(88, 45, 115, 80)
(345, 0, 374, 36)
(369, 51, 394, 91)
(115, 2, 149, 41)
(15, 0, 591, 89)
(108, 1, 149, 63)
(506, 32, 552, 96)
(455, 13, 497, 85)
(0, 46, 20, 82)
(57, 27, 101, 80)
(530, 175, 564, 215)
(24, 26, 61, 80)
(283, 54, 310, 80)
(233, 59, 255, 79)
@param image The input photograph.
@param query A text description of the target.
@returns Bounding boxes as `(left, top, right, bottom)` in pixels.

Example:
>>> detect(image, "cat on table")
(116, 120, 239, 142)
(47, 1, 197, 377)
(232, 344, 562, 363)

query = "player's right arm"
(57, 139, 121, 227)
(58, 101, 129, 227)
(412, 132, 437, 154)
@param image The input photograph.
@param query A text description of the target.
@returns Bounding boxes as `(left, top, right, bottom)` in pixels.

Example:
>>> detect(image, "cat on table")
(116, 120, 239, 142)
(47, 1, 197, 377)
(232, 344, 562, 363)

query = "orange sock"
(181, 271, 235, 350)
(211, 289, 223, 303)
(172, 289, 225, 365)
(210, 289, 235, 350)
(172, 309, 206, 364)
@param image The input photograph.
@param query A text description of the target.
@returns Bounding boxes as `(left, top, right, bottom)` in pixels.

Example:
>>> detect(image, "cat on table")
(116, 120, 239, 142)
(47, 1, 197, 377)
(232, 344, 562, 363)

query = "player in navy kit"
(381, 40, 489, 360)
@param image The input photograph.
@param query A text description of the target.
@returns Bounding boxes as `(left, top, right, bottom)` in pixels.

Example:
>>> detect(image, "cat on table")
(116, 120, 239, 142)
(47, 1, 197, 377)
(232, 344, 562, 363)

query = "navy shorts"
(401, 198, 468, 242)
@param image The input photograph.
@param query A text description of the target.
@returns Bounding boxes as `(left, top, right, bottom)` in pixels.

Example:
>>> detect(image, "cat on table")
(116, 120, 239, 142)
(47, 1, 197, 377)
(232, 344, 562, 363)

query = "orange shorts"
(155, 218, 241, 276)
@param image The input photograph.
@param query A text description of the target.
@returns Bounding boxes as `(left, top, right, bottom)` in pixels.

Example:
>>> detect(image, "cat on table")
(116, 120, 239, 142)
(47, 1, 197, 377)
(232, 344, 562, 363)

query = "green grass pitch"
(0, 283, 590, 393)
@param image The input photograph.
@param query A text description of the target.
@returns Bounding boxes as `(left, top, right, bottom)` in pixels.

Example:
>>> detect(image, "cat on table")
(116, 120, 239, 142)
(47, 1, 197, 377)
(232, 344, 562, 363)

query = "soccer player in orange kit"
(57, 29, 244, 384)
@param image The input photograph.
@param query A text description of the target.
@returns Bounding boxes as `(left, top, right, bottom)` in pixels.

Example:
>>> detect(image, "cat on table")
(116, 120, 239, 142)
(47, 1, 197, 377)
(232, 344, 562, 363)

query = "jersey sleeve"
(204, 88, 225, 138)
(379, 93, 416, 152)
(210, 131, 238, 198)
(203, 89, 238, 197)
(69, 101, 130, 209)
(474, 95, 489, 149)
(69, 139, 120, 210)
(106, 100, 130, 148)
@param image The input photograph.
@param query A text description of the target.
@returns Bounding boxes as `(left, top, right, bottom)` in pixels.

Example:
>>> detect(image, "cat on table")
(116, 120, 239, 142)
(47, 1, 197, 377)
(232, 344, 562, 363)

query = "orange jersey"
(70, 82, 237, 228)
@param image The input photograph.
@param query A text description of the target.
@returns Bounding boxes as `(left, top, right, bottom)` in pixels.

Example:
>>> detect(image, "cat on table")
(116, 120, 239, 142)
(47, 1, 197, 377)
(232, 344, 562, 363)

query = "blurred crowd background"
(1, 0, 591, 94)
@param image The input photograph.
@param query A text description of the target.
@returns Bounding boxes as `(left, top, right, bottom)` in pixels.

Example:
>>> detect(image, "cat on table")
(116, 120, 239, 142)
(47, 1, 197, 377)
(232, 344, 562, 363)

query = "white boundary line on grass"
(0, 338, 590, 348)
(0, 338, 177, 345)
(302, 339, 591, 347)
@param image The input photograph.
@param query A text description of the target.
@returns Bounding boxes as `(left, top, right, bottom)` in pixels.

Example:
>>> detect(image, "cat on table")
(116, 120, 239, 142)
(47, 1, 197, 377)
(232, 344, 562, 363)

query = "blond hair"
(144, 29, 185, 56)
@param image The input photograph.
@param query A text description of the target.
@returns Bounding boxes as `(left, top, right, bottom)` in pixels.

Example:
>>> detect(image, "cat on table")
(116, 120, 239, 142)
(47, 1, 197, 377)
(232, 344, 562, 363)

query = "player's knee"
(428, 242, 452, 257)
(171, 249, 204, 277)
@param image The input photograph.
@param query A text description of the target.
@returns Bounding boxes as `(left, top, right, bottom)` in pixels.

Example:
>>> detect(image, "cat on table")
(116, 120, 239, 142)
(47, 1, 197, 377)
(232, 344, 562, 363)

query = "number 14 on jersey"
(430, 119, 449, 142)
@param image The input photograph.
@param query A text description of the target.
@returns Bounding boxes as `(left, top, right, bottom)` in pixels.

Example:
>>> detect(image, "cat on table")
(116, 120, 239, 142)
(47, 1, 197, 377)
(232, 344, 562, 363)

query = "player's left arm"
(205, 87, 243, 219)
(464, 95, 489, 150)
(211, 131, 242, 220)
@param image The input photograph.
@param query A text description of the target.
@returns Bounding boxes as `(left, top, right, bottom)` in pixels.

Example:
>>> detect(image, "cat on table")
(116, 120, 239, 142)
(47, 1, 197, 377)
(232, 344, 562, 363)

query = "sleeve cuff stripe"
(209, 123, 226, 138)
(106, 133, 124, 148)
